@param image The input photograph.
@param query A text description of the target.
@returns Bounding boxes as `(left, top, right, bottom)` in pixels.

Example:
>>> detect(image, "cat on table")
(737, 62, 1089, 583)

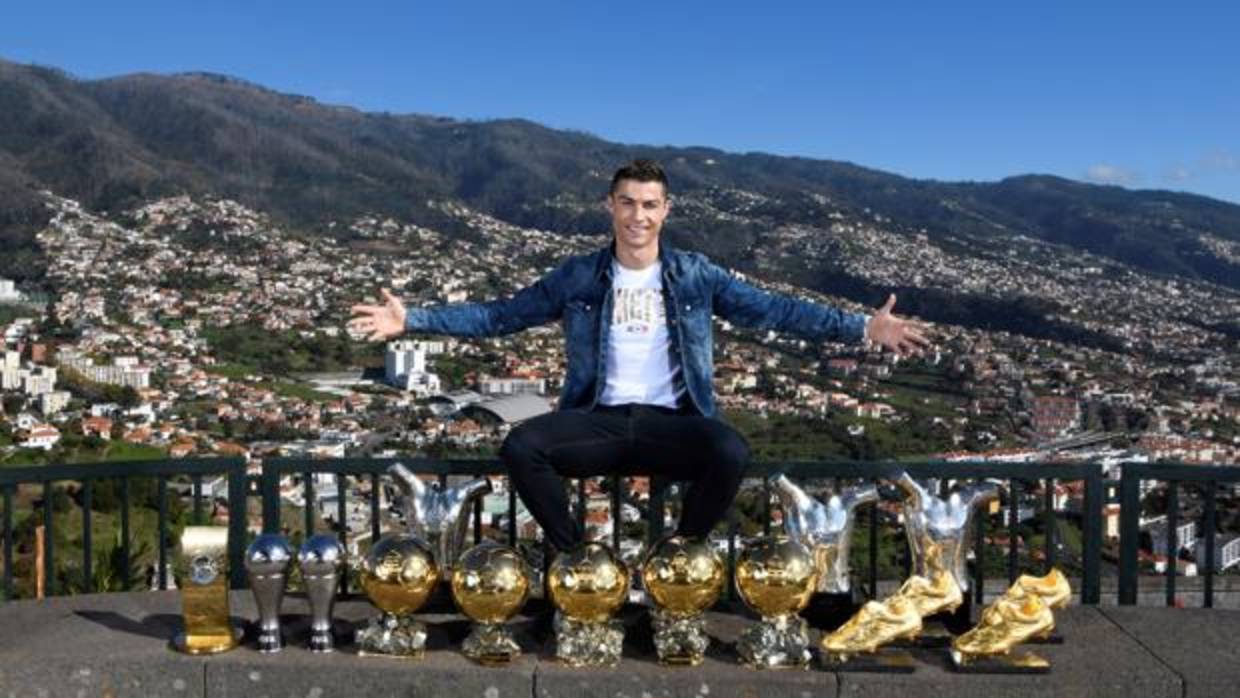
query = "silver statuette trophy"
(299, 534, 346, 653)
(245, 534, 294, 653)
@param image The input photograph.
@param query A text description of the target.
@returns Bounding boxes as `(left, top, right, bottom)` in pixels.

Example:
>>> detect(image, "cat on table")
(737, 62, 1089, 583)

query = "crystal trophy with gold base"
(895, 473, 999, 598)
(388, 463, 491, 577)
(772, 475, 877, 595)
(451, 542, 531, 665)
(734, 536, 818, 669)
(172, 526, 242, 654)
(548, 542, 629, 668)
(641, 536, 725, 666)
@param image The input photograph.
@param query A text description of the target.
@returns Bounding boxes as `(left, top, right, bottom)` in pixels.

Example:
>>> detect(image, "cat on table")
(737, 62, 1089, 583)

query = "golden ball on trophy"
(451, 542, 531, 625)
(641, 535, 725, 617)
(734, 536, 819, 668)
(548, 542, 629, 623)
(360, 535, 440, 615)
(735, 536, 818, 618)
(641, 535, 725, 666)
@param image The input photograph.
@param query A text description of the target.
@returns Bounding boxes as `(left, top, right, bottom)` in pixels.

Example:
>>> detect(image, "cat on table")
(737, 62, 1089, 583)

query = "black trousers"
(501, 403, 750, 551)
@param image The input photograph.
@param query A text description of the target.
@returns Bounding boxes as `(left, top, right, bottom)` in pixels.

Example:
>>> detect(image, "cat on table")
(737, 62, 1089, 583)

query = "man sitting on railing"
(349, 159, 928, 553)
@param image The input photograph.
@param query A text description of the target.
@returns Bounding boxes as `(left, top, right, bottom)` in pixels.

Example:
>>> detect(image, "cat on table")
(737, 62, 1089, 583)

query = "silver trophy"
(894, 473, 999, 593)
(388, 463, 492, 576)
(299, 534, 345, 652)
(772, 475, 878, 594)
(245, 534, 294, 653)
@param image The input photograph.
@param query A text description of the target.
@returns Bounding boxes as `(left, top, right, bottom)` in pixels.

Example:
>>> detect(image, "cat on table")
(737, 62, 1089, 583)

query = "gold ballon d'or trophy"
(172, 526, 241, 654)
(548, 542, 629, 667)
(356, 535, 439, 658)
(641, 536, 725, 666)
(451, 542, 531, 665)
(734, 536, 818, 669)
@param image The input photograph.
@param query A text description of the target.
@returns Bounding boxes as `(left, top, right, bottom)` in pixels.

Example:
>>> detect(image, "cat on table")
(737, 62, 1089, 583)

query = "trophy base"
(356, 613, 428, 659)
(1027, 631, 1065, 645)
(890, 619, 955, 649)
(171, 625, 243, 655)
(799, 591, 861, 630)
(308, 630, 339, 654)
(554, 613, 625, 668)
(820, 649, 917, 673)
(950, 649, 1051, 674)
(462, 623, 522, 666)
(651, 609, 709, 667)
(254, 629, 284, 654)
(737, 615, 812, 670)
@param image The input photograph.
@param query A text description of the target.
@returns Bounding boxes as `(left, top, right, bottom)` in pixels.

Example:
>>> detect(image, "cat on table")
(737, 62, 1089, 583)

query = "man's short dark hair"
(609, 159, 669, 196)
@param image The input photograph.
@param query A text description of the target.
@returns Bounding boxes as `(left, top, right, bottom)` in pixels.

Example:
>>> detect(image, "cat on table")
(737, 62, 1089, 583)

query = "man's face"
(607, 179, 670, 256)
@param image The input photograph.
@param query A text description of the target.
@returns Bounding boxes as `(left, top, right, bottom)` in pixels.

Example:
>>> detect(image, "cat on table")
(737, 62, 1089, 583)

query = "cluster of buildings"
(2, 190, 1237, 571)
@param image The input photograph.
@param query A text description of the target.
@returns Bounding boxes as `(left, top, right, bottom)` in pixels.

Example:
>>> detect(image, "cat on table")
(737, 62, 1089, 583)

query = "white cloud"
(1084, 164, 1139, 186)
(1201, 150, 1238, 172)
(1164, 165, 1192, 182)
(1160, 149, 1238, 184)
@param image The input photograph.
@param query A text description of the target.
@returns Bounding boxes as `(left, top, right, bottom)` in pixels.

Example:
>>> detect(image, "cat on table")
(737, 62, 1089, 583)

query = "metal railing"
(1, 458, 248, 600)
(32, 456, 1240, 610)
(260, 457, 1104, 605)
(1118, 462, 1240, 608)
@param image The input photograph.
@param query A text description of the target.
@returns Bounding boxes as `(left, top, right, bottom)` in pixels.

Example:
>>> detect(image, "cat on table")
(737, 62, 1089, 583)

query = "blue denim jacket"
(405, 244, 867, 418)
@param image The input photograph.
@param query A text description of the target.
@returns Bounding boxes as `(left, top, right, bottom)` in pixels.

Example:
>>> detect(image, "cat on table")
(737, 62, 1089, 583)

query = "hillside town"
(1, 190, 1238, 571)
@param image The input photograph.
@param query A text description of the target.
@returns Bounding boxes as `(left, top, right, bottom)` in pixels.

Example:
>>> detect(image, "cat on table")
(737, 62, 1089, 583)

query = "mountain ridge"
(2, 57, 1238, 294)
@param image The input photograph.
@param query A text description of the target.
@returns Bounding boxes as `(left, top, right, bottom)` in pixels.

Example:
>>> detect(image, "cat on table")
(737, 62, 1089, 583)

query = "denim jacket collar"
(595, 239, 683, 282)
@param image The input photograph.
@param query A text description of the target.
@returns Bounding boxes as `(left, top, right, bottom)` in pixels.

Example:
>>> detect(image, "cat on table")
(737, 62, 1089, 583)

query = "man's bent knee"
(709, 426, 750, 481)
(500, 423, 543, 473)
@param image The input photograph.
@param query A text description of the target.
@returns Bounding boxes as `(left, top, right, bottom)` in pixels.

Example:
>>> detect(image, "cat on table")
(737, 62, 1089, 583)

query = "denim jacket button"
(684, 304, 691, 311)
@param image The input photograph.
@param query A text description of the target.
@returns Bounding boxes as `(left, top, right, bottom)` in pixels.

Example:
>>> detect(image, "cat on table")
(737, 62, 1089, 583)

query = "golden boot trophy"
(451, 542, 531, 665)
(641, 535, 725, 666)
(172, 526, 241, 654)
(951, 593, 1054, 672)
(1003, 568, 1071, 609)
(820, 595, 922, 667)
(548, 542, 629, 667)
(734, 536, 818, 669)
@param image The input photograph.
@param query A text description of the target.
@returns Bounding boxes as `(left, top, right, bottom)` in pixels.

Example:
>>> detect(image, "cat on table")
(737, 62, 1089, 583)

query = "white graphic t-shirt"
(599, 260, 684, 408)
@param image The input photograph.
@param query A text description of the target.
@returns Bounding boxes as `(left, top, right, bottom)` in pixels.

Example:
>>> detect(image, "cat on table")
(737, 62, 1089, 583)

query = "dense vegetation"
(202, 324, 354, 375)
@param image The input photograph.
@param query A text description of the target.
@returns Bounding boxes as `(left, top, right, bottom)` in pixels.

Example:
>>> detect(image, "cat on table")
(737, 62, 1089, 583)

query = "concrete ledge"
(1099, 606, 1240, 698)
(2, 591, 1232, 697)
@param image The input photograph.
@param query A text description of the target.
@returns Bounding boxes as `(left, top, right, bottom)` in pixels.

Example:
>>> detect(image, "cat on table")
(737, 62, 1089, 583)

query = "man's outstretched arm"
(710, 264, 930, 356)
(349, 267, 566, 342)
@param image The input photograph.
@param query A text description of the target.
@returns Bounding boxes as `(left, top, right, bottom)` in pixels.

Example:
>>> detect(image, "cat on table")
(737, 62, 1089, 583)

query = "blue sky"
(3, 1, 1238, 203)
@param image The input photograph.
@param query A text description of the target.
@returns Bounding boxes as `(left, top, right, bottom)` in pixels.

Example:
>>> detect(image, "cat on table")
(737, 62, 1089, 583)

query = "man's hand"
(864, 294, 930, 356)
(348, 288, 406, 342)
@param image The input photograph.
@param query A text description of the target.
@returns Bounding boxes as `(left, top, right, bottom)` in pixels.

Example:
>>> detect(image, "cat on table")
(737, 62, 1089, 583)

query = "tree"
(117, 386, 140, 409)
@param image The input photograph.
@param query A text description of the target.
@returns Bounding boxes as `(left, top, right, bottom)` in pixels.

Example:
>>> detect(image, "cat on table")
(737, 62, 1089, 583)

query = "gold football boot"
(1007, 567, 1071, 609)
(952, 594, 1054, 661)
(979, 568, 1070, 628)
(821, 596, 923, 659)
(893, 571, 963, 618)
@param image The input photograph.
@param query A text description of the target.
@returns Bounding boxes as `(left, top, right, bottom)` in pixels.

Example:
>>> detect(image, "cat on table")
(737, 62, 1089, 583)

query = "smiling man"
(350, 159, 928, 552)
